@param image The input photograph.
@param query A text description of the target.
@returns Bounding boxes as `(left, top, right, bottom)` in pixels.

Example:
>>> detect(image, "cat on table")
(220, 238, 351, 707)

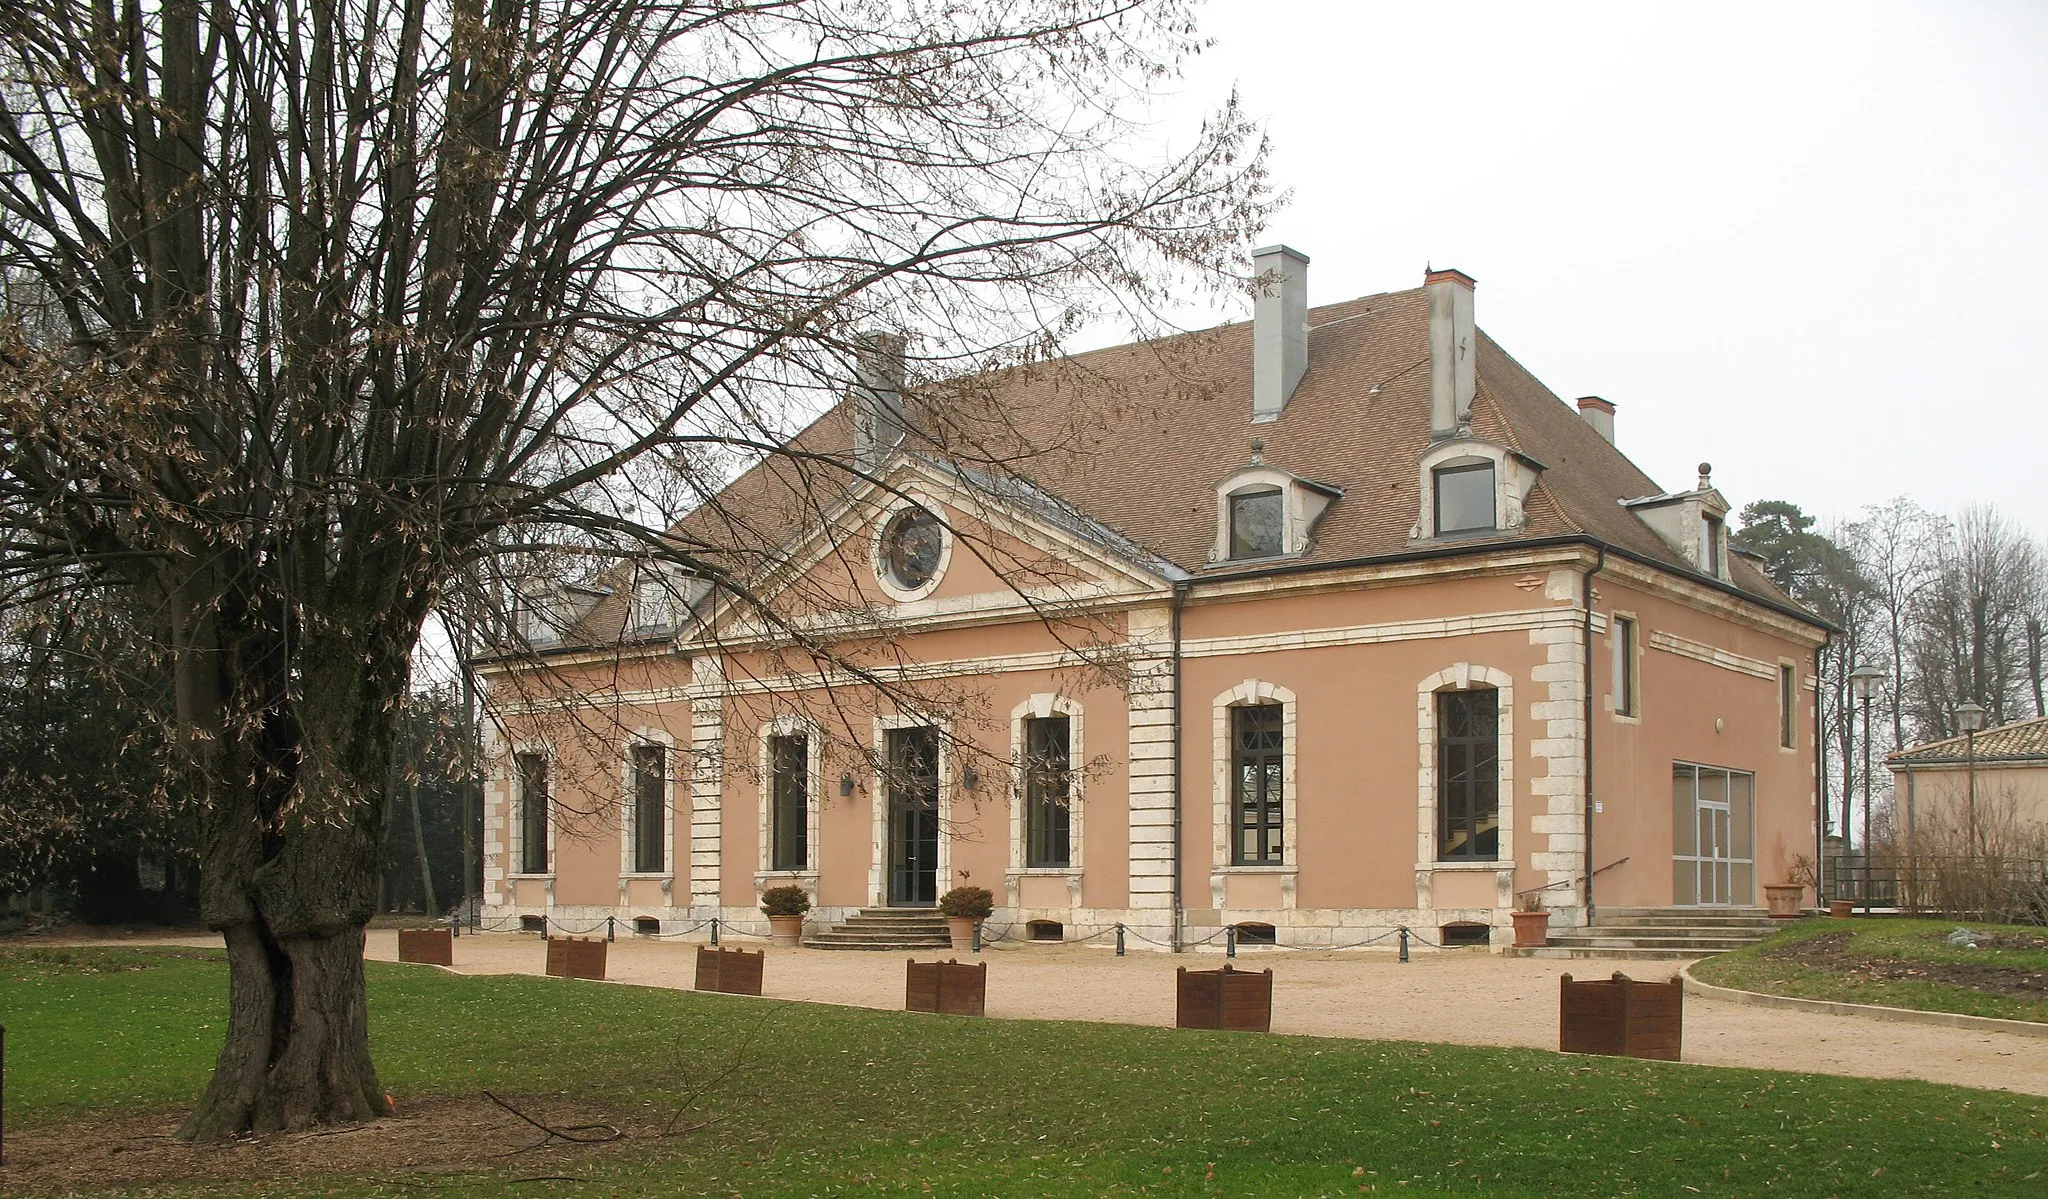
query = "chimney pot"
(1426, 266, 1477, 437)
(1251, 245, 1310, 422)
(1576, 395, 1616, 444)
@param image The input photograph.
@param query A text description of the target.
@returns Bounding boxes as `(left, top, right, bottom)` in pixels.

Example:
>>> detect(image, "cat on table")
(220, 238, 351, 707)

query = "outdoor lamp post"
(1956, 700, 1986, 858)
(1847, 664, 1884, 911)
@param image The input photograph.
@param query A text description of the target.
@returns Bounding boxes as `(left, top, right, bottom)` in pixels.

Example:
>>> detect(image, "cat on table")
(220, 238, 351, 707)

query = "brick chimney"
(851, 331, 907, 473)
(1426, 267, 1476, 438)
(1251, 245, 1309, 422)
(1576, 396, 1615, 444)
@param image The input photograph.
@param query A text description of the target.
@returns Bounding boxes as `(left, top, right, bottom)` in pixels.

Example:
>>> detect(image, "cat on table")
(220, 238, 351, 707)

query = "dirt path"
(48, 929, 2048, 1096)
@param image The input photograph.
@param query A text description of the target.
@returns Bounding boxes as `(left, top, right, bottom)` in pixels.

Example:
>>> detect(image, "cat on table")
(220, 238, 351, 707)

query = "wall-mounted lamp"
(961, 765, 981, 791)
(839, 773, 855, 798)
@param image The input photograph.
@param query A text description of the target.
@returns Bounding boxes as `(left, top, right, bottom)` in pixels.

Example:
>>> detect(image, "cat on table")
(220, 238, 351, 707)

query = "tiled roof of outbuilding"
(1888, 717, 2048, 765)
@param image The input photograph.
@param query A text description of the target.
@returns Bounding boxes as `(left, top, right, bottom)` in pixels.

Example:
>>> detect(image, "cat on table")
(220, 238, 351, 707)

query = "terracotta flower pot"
(947, 915, 980, 952)
(1511, 909, 1550, 948)
(1829, 899, 1854, 919)
(768, 913, 804, 947)
(1764, 883, 1805, 919)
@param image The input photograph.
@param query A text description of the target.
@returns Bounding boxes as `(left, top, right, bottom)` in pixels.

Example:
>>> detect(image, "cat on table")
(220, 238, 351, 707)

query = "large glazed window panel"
(1434, 462, 1496, 534)
(631, 744, 666, 873)
(1232, 704, 1284, 864)
(1228, 488, 1283, 559)
(1023, 716, 1072, 868)
(1437, 689, 1500, 860)
(1672, 762, 1754, 906)
(1612, 615, 1639, 717)
(516, 752, 549, 874)
(769, 734, 808, 872)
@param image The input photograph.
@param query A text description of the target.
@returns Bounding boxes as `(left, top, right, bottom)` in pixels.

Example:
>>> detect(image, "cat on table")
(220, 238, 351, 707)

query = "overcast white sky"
(1159, 0, 2048, 537)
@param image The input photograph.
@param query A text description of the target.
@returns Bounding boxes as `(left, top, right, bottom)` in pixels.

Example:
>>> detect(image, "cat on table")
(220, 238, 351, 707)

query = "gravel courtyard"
(361, 930, 2048, 1097)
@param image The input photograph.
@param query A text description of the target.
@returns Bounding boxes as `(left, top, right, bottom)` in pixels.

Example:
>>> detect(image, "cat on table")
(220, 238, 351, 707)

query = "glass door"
(1673, 763, 1754, 906)
(886, 727, 940, 906)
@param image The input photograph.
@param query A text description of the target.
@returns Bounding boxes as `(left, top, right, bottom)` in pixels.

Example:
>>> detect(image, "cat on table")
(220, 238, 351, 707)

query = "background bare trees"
(1735, 496, 2047, 847)
(0, 0, 1269, 1137)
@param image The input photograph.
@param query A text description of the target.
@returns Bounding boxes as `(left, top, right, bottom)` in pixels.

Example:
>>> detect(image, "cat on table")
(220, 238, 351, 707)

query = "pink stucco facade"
(480, 488, 1825, 948)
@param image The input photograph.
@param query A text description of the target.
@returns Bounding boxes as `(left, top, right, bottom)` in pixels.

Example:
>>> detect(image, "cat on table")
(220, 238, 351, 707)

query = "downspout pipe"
(1169, 579, 1191, 952)
(1814, 642, 1826, 898)
(1582, 547, 1606, 925)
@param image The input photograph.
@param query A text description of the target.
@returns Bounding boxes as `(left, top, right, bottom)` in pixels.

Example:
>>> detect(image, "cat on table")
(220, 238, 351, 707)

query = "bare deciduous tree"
(0, 0, 1270, 1137)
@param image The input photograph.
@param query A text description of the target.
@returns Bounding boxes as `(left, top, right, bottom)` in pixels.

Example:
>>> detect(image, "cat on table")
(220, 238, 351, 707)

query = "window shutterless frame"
(1231, 704, 1284, 864)
(516, 752, 549, 874)
(1436, 689, 1500, 860)
(1433, 462, 1496, 534)
(1613, 615, 1639, 718)
(1023, 716, 1071, 868)
(769, 734, 809, 872)
(630, 743, 665, 873)
(1227, 488, 1284, 559)
(1779, 664, 1797, 749)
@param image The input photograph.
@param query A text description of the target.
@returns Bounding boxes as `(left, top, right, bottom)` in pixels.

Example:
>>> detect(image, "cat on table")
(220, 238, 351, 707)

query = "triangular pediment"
(687, 456, 1180, 649)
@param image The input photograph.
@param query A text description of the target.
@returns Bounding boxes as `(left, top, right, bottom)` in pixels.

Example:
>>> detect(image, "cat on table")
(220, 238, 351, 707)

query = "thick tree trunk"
(178, 920, 390, 1138)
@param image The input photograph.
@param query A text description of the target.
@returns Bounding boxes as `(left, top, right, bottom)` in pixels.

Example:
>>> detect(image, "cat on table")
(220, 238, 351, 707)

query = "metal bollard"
(607, 915, 615, 943)
(710, 916, 720, 946)
(1398, 925, 1410, 963)
(972, 920, 982, 954)
(450, 911, 460, 939)
(1226, 925, 1237, 958)
(1115, 923, 1125, 957)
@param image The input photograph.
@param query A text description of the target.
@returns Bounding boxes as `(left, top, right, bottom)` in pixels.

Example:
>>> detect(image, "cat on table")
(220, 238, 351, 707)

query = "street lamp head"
(1847, 663, 1883, 702)
(1956, 700, 1986, 734)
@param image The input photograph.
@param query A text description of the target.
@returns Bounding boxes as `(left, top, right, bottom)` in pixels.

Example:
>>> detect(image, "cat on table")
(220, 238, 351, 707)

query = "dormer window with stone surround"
(1434, 461, 1496, 535)
(1624, 463, 1731, 582)
(1212, 464, 1338, 563)
(1412, 438, 1540, 541)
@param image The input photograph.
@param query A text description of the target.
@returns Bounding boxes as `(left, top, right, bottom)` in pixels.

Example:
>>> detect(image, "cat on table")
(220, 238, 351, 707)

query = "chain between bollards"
(1115, 922, 1125, 957)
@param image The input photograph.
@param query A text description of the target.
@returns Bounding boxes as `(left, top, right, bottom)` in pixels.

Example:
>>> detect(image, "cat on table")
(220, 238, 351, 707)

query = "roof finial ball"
(1697, 462, 1713, 490)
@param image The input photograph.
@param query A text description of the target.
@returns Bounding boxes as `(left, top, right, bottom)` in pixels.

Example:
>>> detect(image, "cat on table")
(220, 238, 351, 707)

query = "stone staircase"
(1512, 905, 1782, 961)
(804, 907, 953, 951)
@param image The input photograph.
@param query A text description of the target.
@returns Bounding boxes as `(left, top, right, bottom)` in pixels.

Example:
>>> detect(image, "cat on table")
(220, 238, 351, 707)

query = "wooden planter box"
(1175, 964, 1272, 1032)
(545, 936, 608, 981)
(905, 958, 986, 1016)
(1559, 972, 1682, 1061)
(397, 928, 453, 967)
(695, 945, 765, 996)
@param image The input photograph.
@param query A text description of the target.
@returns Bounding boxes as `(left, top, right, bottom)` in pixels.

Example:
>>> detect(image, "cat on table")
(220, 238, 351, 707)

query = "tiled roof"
(662, 280, 1806, 618)
(1887, 717, 2048, 765)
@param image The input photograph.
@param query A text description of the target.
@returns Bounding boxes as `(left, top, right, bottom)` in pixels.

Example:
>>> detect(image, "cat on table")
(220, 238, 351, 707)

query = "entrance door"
(886, 727, 940, 906)
(1672, 763, 1755, 906)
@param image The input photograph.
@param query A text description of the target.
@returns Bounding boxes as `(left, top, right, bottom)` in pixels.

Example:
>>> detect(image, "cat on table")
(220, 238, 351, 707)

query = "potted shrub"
(1765, 854, 1816, 919)
(938, 885, 994, 951)
(1510, 891, 1550, 948)
(760, 884, 810, 947)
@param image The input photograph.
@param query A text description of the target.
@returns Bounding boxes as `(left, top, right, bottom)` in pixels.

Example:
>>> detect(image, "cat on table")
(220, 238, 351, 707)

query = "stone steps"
(806, 906, 952, 951)
(1507, 905, 1784, 960)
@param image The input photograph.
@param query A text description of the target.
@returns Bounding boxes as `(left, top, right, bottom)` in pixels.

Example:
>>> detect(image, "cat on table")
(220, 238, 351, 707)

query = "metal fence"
(1826, 853, 2047, 922)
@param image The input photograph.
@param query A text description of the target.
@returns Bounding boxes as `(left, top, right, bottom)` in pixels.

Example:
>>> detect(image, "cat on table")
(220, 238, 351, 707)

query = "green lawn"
(1, 945, 2044, 1196)
(1692, 917, 2048, 1023)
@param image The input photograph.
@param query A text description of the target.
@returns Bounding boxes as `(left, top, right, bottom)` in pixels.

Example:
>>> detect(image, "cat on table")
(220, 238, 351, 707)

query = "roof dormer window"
(1211, 466, 1338, 564)
(1228, 488, 1284, 559)
(1434, 461, 1497, 535)
(1413, 439, 1538, 542)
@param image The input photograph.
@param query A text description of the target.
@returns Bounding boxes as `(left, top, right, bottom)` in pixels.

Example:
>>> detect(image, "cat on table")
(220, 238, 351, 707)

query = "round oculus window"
(879, 505, 944, 592)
